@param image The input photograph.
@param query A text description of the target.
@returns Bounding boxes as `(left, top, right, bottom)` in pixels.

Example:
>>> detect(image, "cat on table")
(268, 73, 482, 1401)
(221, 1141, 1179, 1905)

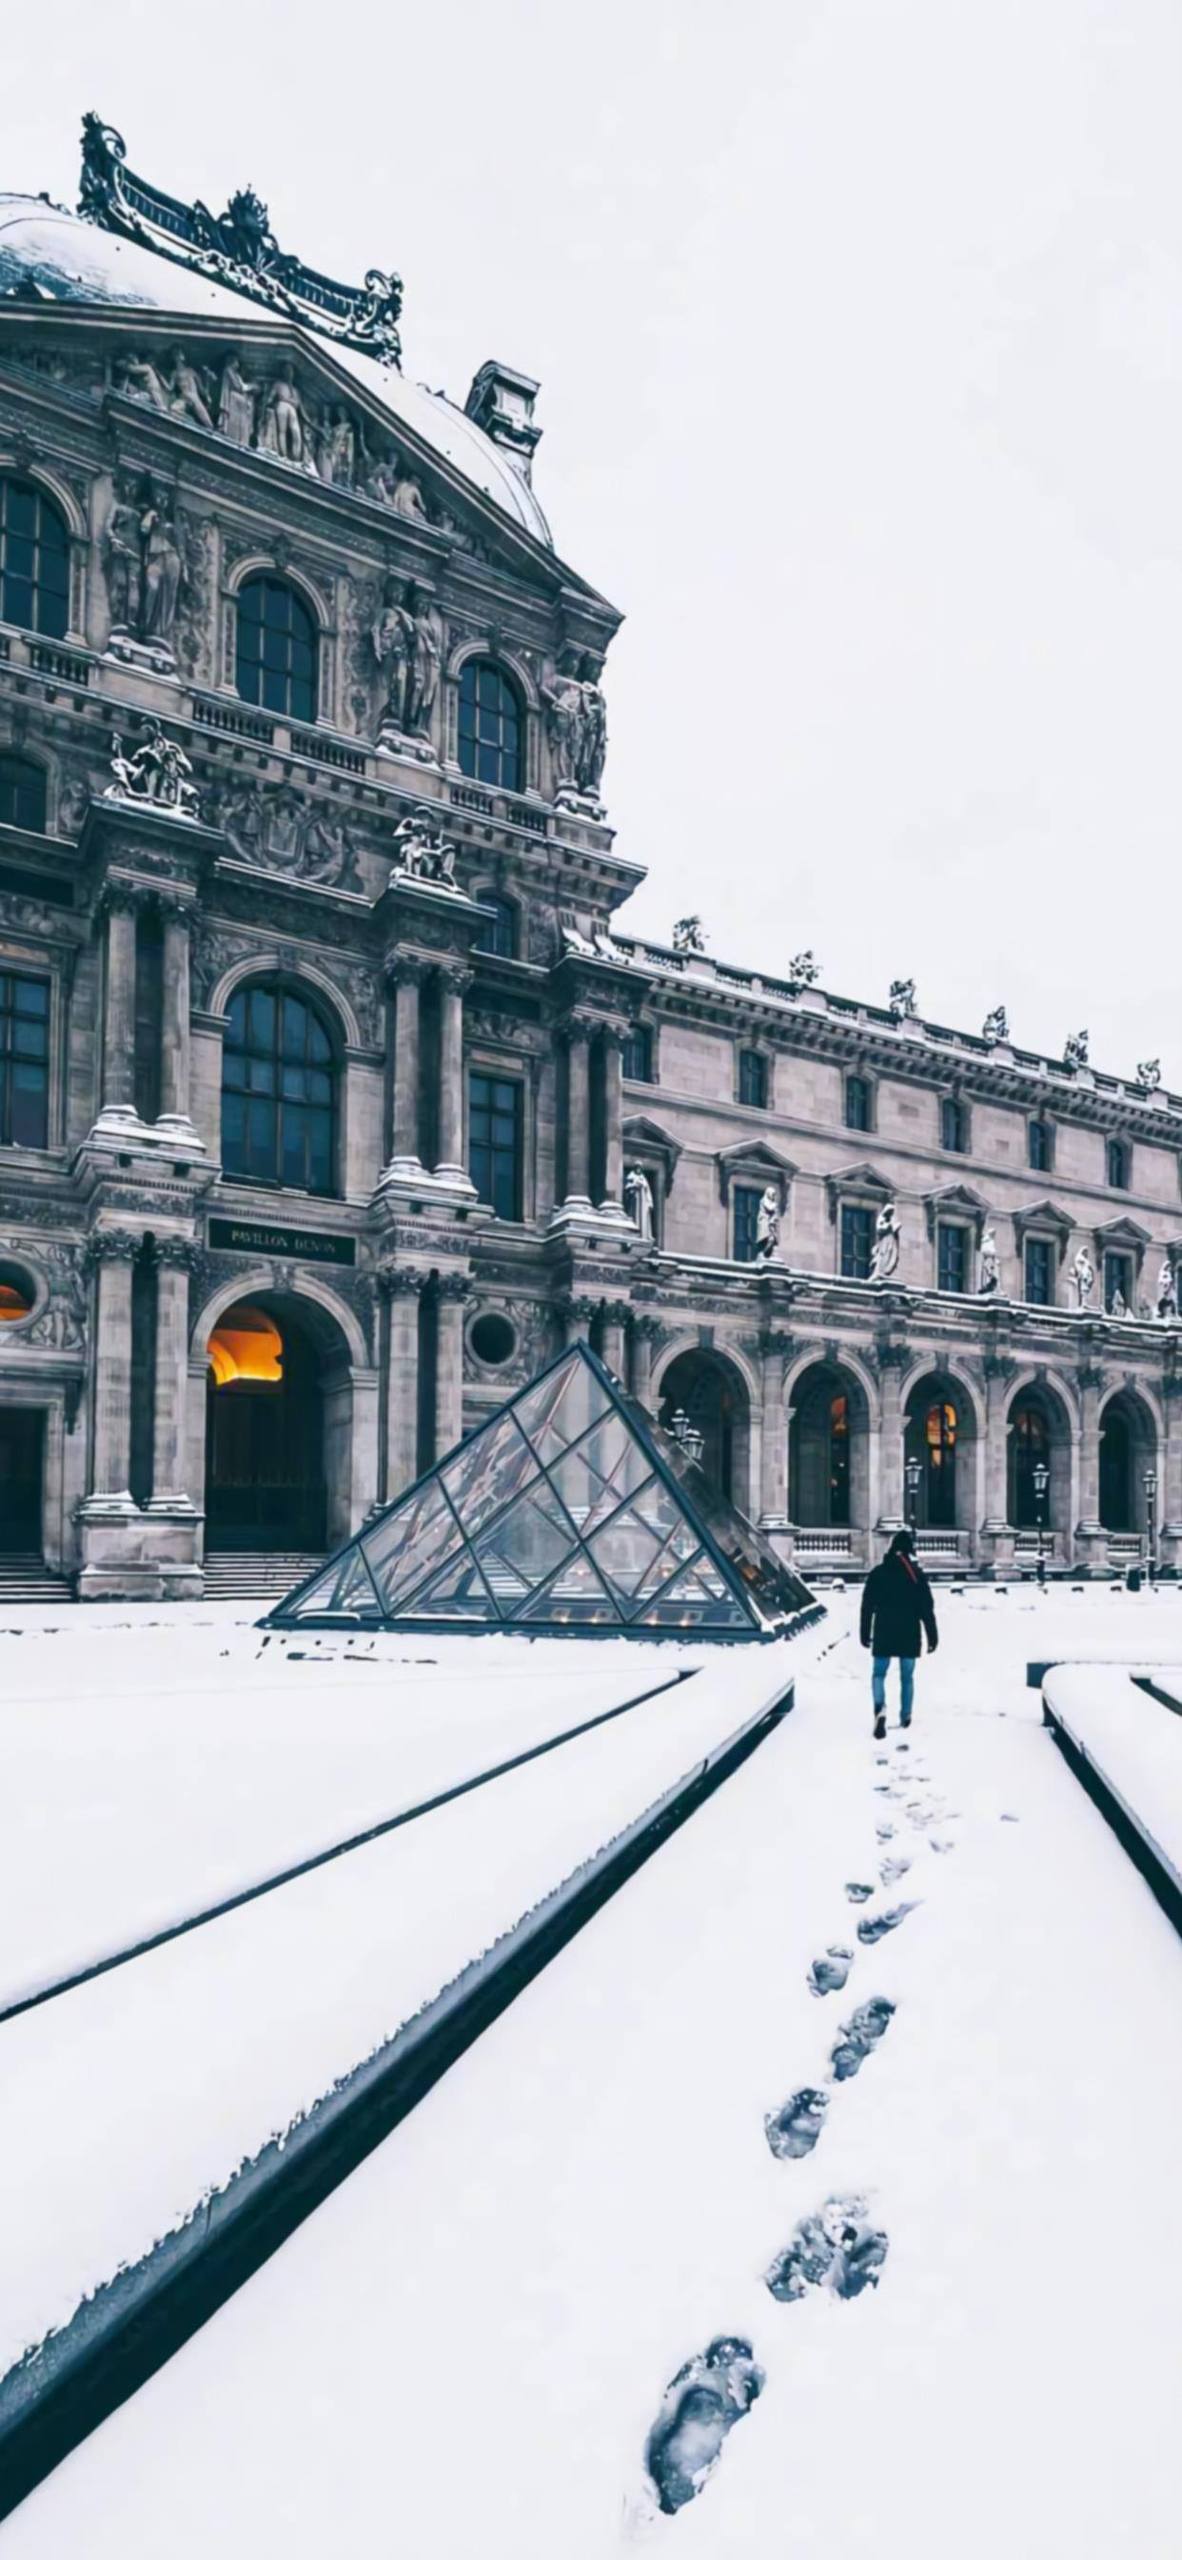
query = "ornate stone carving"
(103, 471, 192, 666)
(624, 1164, 655, 1241)
(152, 1235, 198, 1271)
(84, 1227, 140, 1267)
(1063, 1029, 1089, 1072)
(868, 1203, 901, 1281)
(982, 1004, 1009, 1045)
(436, 1270, 473, 1303)
(376, 1262, 428, 1298)
(1155, 1257, 1177, 1322)
(370, 579, 443, 745)
(786, 951, 820, 994)
(888, 978, 917, 1022)
(977, 1225, 1000, 1295)
(0, 1239, 88, 1352)
(207, 781, 361, 891)
(1136, 1057, 1162, 1094)
(542, 655, 607, 803)
(104, 722, 200, 818)
(1070, 1245, 1096, 1310)
(754, 1185, 781, 1262)
(671, 916, 705, 955)
(390, 806, 458, 888)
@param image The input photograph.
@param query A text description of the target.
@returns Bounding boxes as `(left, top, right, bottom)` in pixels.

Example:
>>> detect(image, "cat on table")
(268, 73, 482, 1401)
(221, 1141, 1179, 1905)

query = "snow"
(0, 1633, 798, 2381)
(1043, 1659, 1182, 1900)
(4, 1588, 1182, 2557)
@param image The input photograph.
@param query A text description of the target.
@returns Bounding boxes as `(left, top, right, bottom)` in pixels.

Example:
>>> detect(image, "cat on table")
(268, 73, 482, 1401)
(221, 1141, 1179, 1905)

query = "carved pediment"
(717, 1138, 798, 1206)
(1012, 1198, 1075, 1261)
(923, 1180, 991, 1241)
(1092, 1215, 1152, 1259)
(623, 1114, 682, 1190)
(823, 1160, 893, 1223)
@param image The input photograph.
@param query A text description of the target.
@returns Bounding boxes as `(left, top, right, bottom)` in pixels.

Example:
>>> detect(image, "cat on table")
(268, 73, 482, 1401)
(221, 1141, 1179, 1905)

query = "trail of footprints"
(644, 1727, 961, 2519)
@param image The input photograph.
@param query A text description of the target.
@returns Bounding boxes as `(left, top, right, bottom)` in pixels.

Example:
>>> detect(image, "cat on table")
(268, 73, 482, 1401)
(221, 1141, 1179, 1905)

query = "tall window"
(623, 1024, 654, 1083)
(0, 969, 50, 1148)
(475, 894, 517, 959)
(0, 477, 69, 639)
(937, 1223, 969, 1293)
(1024, 1236, 1054, 1306)
(458, 661, 523, 793)
(236, 574, 318, 723)
(0, 754, 47, 833)
(1028, 1118, 1053, 1173)
(923, 1399, 958, 1528)
(738, 1048, 768, 1109)
(222, 982, 335, 1194)
(841, 1203, 874, 1280)
(829, 1392, 851, 1525)
(845, 1074, 872, 1132)
(733, 1183, 763, 1263)
(940, 1096, 969, 1154)
(1104, 1250, 1134, 1312)
(1106, 1136, 1130, 1191)
(1011, 1399, 1051, 1530)
(469, 1071, 522, 1219)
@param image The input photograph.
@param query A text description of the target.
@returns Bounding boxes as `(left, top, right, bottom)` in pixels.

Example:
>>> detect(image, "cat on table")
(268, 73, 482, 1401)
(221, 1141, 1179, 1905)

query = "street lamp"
(1032, 1457, 1050, 1588)
(905, 1453, 922, 1533)
(1144, 1466, 1158, 1580)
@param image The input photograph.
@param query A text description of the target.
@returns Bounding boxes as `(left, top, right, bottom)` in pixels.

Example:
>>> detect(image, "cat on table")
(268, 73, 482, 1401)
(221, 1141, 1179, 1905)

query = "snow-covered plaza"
(2, 1581, 1180, 2554)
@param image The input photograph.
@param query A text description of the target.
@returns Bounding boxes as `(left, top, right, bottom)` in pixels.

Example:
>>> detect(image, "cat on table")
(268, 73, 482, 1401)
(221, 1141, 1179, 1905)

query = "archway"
(903, 1373, 977, 1533)
(657, 1349, 752, 1509)
(204, 1292, 351, 1551)
(789, 1359, 871, 1534)
(0, 1407, 43, 1553)
(1099, 1389, 1156, 1535)
(1007, 1382, 1073, 1542)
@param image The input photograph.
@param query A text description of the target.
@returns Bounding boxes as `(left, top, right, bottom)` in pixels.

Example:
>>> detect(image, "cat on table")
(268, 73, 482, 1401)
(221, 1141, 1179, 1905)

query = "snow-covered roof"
(0, 194, 554, 548)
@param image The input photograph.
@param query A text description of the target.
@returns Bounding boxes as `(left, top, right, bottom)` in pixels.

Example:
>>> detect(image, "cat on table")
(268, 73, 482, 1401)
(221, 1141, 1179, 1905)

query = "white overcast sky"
(7, 1, 1181, 1080)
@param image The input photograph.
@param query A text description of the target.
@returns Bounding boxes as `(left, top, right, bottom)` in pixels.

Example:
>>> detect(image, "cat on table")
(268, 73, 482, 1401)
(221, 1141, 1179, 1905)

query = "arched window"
(923, 1398, 958, 1528)
(829, 1391, 850, 1526)
(222, 981, 336, 1195)
(458, 660, 523, 793)
(0, 754, 47, 833)
(475, 893, 517, 959)
(235, 574, 318, 724)
(0, 477, 70, 639)
(1010, 1396, 1050, 1529)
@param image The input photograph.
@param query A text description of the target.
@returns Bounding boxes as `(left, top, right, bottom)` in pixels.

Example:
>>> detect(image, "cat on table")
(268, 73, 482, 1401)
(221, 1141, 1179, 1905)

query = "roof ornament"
(1063, 1028, 1090, 1071)
(982, 1003, 1009, 1045)
(1136, 1056, 1162, 1094)
(672, 915, 706, 955)
(888, 977, 917, 1022)
(78, 114, 404, 367)
(786, 950, 820, 995)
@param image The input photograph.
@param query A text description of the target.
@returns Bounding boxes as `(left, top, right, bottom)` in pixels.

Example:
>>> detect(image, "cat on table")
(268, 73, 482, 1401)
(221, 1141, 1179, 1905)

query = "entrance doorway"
(205, 1298, 327, 1551)
(0, 1408, 43, 1552)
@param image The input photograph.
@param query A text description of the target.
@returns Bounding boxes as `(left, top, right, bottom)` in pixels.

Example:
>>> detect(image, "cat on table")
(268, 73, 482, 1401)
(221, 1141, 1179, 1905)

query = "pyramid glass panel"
(266, 1343, 819, 1641)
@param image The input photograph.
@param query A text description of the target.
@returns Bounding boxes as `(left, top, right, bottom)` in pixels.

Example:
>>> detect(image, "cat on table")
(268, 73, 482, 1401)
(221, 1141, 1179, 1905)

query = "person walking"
(859, 1529, 938, 1739)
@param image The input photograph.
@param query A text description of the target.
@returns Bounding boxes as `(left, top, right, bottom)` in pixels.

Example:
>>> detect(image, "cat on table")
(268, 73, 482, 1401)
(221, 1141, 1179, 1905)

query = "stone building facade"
(0, 122, 1180, 1595)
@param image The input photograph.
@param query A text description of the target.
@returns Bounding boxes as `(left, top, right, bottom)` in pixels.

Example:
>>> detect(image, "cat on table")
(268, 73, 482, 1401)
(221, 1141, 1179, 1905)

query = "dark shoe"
(900, 1713, 912, 1729)
(873, 1712, 886, 1741)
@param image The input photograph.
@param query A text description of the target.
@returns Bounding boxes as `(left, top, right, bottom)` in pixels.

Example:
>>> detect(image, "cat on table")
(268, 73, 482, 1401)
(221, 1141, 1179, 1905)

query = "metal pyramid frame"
(265, 1342, 819, 1641)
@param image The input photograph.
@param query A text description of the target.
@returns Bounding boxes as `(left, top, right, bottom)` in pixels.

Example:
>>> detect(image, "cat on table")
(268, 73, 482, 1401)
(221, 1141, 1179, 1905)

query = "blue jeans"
(872, 1656, 915, 1723)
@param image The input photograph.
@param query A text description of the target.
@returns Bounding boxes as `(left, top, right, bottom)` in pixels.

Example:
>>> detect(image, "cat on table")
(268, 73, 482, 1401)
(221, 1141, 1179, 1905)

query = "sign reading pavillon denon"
(207, 1218, 356, 1268)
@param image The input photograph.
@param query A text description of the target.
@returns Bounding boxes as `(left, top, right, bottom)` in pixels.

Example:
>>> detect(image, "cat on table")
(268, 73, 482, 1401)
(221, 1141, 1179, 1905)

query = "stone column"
(559, 1019, 592, 1212)
(384, 955, 427, 1179)
(157, 898, 195, 1133)
(100, 889, 138, 1120)
(1159, 1368, 1182, 1575)
(1075, 1361, 1108, 1572)
(874, 1343, 907, 1542)
(629, 1313, 662, 1411)
(980, 1358, 1016, 1577)
(600, 1300, 629, 1381)
(86, 1229, 139, 1501)
(433, 964, 475, 1188)
(758, 1329, 791, 1530)
(598, 1026, 625, 1214)
(148, 1237, 197, 1507)
(380, 1266, 424, 1501)
(434, 1273, 471, 1455)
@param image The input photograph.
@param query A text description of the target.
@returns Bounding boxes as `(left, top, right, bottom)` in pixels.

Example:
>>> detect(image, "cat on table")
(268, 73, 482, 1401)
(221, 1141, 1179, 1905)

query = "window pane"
(473, 1481, 575, 1607)
(439, 1413, 540, 1537)
(734, 1185, 762, 1263)
(841, 1205, 873, 1281)
(514, 1359, 613, 1462)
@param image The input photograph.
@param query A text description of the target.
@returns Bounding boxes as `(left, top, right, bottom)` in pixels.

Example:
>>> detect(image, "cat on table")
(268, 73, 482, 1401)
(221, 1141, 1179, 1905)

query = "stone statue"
(104, 723, 200, 817)
(139, 491, 183, 646)
(217, 353, 256, 446)
(1109, 1287, 1129, 1320)
(319, 404, 357, 487)
(754, 1185, 781, 1262)
(1063, 1030, 1089, 1072)
(869, 1202, 901, 1281)
(888, 978, 917, 1022)
(166, 346, 214, 429)
(259, 368, 311, 466)
(787, 950, 820, 992)
(625, 1165, 655, 1242)
(104, 491, 143, 634)
(982, 1004, 1009, 1045)
(672, 915, 706, 955)
(116, 350, 170, 409)
(404, 586, 442, 735)
(1070, 1244, 1095, 1310)
(391, 469, 428, 520)
(542, 658, 607, 800)
(1156, 1257, 1178, 1321)
(391, 806, 457, 887)
(370, 579, 416, 735)
(574, 660, 607, 795)
(1137, 1057, 1162, 1094)
(978, 1225, 1000, 1294)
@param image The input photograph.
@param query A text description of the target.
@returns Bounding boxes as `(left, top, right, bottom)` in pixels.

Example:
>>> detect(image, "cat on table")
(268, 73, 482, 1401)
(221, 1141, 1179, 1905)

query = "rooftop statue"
(888, 978, 917, 1022)
(672, 915, 706, 955)
(1063, 1029, 1090, 1071)
(982, 1004, 1009, 1044)
(787, 950, 820, 993)
(1137, 1057, 1162, 1093)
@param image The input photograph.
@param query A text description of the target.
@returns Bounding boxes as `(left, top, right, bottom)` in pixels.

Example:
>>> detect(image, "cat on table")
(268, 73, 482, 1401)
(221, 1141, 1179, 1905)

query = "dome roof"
(0, 195, 553, 548)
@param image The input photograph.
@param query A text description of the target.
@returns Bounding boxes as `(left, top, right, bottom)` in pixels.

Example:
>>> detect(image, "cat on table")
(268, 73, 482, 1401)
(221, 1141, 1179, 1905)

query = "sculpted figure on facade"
(1070, 1244, 1096, 1310)
(978, 1225, 1000, 1294)
(139, 488, 184, 646)
(671, 915, 706, 955)
(370, 578, 416, 736)
(104, 476, 186, 657)
(625, 1165, 655, 1242)
(165, 346, 215, 429)
(114, 349, 170, 409)
(787, 950, 820, 993)
(105, 722, 200, 817)
(391, 806, 457, 888)
(207, 781, 360, 889)
(754, 1185, 781, 1262)
(543, 656, 607, 801)
(216, 353, 256, 446)
(103, 486, 143, 634)
(259, 368, 312, 467)
(1063, 1029, 1090, 1072)
(1156, 1256, 1178, 1321)
(319, 404, 357, 487)
(889, 978, 917, 1022)
(1109, 1287, 1129, 1320)
(982, 1004, 1009, 1045)
(405, 588, 442, 735)
(1137, 1057, 1162, 1095)
(869, 1201, 901, 1281)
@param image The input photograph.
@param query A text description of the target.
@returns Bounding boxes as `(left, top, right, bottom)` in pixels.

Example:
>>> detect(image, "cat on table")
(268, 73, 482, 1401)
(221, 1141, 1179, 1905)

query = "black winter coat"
(859, 1554, 938, 1660)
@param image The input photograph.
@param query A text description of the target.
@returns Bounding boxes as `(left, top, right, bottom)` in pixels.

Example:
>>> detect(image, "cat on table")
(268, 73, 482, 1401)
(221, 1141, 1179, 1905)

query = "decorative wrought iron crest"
(78, 115, 404, 367)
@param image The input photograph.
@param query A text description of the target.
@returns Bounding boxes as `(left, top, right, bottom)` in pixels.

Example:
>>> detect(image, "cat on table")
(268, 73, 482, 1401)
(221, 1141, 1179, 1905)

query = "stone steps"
(0, 1557, 72, 1604)
(200, 1554, 326, 1604)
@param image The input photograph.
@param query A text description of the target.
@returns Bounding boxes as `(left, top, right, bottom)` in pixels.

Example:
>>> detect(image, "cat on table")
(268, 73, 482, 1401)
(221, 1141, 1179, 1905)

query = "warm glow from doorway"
(208, 1304, 284, 1387)
(0, 1280, 32, 1321)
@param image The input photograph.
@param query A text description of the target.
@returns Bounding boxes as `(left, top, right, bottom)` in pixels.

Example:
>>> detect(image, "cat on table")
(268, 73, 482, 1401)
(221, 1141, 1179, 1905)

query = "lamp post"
(1032, 1456, 1050, 1588)
(905, 1452, 922, 1535)
(1144, 1465, 1158, 1581)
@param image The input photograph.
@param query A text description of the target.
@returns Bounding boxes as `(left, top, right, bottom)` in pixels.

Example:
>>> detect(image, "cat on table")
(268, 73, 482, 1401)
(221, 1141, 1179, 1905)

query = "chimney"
(465, 360, 542, 481)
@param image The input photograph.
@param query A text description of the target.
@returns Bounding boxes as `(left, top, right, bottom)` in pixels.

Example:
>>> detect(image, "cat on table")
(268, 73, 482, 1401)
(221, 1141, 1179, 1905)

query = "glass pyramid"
(266, 1343, 820, 1641)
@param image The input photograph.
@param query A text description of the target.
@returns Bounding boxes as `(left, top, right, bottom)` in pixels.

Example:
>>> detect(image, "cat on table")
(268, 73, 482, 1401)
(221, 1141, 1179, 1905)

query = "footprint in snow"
(765, 2196, 889, 2305)
(765, 2087, 829, 2160)
(876, 1822, 896, 1843)
(645, 2337, 766, 2516)
(879, 1854, 911, 1883)
(830, 1994, 895, 2081)
(857, 1903, 919, 1944)
(844, 1881, 875, 1903)
(1000, 1813, 1020, 1823)
(929, 1836, 956, 1855)
(807, 1946, 854, 1997)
